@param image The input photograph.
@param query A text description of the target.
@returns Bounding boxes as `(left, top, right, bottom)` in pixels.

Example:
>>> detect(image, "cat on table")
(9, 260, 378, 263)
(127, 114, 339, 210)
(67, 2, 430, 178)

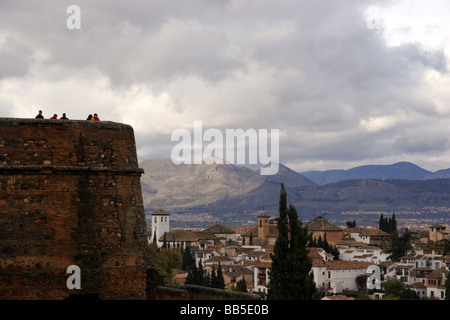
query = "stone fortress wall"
(0, 118, 149, 299)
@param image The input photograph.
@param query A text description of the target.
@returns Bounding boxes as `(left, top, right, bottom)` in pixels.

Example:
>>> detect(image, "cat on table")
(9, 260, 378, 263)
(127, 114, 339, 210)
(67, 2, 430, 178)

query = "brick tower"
(257, 213, 270, 246)
(0, 118, 149, 299)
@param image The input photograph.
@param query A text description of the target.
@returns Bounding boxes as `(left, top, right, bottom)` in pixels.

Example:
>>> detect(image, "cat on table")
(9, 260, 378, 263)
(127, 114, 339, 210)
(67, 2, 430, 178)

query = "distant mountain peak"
(301, 161, 439, 186)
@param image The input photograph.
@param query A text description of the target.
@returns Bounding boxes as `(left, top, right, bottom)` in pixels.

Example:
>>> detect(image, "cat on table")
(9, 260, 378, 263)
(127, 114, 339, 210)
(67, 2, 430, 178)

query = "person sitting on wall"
(91, 113, 100, 121)
(35, 110, 44, 119)
(50, 114, 57, 119)
(86, 114, 92, 120)
(60, 113, 69, 120)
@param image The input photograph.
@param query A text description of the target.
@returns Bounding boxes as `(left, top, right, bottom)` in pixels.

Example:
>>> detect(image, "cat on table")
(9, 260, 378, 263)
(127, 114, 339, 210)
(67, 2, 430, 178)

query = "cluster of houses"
(149, 209, 450, 300)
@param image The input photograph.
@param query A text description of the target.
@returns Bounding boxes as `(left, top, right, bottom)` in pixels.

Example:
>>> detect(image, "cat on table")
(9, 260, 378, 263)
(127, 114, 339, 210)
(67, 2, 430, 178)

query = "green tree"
(197, 260, 205, 285)
(390, 213, 397, 234)
(286, 204, 319, 300)
(317, 234, 323, 248)
(236, 277, 248, 292)
(346, 220, 356, 228)
(215, 262, 225, 289)
(268, 183, 319, 300)
(379, 214, 385, 232)
(210, 266, 217, 288)
(185, 263, 198, 285)
(181, 245, 195, 271)
(162, 233, 167, 249)
(267, 183, 290, 299)
(379, 213, 398, 234)
(388, 229, 413, 261)
(383, 278, 418, 300)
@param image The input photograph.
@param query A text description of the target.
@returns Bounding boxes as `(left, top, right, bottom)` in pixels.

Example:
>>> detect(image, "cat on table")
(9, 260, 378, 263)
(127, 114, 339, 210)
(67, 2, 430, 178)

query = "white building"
(311, 259, 373, 294)
(150, 209, 170, 247)
(339, 245, 389, 264)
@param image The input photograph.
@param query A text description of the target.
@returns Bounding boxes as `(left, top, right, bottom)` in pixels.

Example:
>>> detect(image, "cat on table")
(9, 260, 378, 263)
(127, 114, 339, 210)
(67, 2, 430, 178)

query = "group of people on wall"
(35, 110, 100, 121)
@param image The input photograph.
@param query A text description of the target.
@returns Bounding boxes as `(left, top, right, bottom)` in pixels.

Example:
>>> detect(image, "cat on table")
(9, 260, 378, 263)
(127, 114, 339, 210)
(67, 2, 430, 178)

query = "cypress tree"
(185, 262, 198, 285)
(379, 214, 385, 232)
(162, 233, 167, 249)
(197, 260, 204, 285)
(268, 183, 290, 299)
(317, 234, 323, 249)
(216, 262, 225, 290)
(204, 270, 211, 287)
(237, 277, 247, 292)
(286, 204, 319, 300)
(210, 266, 218, 288)
(181, 245, 195, 271)
(390, 213, 397, 234)
(322, 233, 329, 251)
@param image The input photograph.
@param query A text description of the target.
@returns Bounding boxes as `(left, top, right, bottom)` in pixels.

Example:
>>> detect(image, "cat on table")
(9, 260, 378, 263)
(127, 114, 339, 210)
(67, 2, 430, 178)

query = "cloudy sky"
(1, 0, 450, 173)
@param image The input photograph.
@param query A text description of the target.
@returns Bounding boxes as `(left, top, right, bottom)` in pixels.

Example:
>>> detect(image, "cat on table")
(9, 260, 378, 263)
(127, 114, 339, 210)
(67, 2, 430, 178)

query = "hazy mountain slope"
(139, 159, 316, 210)
(425, 168, 450, 180)
(302, 161, 433, 185)
(139, 159, 450, 216)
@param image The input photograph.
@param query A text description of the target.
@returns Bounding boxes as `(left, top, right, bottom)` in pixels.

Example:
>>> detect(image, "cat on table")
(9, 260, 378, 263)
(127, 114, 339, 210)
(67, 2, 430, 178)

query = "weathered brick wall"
(0, 118, 149, 299)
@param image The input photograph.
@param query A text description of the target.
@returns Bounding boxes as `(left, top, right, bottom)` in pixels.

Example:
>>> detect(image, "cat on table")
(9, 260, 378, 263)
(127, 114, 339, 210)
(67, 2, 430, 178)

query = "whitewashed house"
(322, 261, 373, 294)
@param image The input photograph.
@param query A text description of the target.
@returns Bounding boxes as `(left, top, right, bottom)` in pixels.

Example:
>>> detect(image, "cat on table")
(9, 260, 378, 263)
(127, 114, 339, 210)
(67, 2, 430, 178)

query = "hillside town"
(149, 209, 450, 300)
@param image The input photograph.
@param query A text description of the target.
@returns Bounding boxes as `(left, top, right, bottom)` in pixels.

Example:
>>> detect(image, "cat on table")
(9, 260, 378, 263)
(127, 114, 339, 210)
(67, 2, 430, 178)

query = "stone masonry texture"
(0, 118, 149, 299)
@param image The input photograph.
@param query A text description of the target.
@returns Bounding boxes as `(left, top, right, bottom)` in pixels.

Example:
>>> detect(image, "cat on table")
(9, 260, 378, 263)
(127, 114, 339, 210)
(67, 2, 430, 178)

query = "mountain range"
(301, 161, 450, 186)
(139, 158, 316, 210)
(139, 159, 450, 216)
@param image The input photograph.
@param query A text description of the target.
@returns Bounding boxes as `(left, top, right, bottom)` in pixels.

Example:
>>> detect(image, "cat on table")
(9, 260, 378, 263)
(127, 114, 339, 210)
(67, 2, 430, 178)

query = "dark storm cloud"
(0, 0, 449, 172)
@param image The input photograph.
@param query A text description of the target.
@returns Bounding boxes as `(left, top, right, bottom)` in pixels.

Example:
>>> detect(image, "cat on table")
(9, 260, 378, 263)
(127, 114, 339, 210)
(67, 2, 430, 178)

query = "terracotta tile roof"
(410, 282, 426, 289)
(345, 227, 389, 236)
(308, 247, 326, 259)
(203, 224, 235, 234)
(197, 245, 223, 254)
(307, 219, 342, 232)
(254, 261, 272, 268)
(160, 230, 198, 242)
(325, 260, 373, 270)
(312, 259, 327, 267)
(195, 231, 219, 240)
(205, 256, 233, 263)
(426, 268, 448, 279)
(151, 208, 170, 215)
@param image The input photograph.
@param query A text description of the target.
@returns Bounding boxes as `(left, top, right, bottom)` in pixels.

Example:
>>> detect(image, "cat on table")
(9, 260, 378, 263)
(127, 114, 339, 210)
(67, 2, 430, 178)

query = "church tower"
(257, 213, 270, 246)
(151, 209, 170, 247)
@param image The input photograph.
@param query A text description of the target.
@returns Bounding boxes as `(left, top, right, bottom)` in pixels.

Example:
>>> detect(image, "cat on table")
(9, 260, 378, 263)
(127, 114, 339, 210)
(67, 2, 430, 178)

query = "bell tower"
(151, 209, 170, 247)
(257, 213, 270, 246)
